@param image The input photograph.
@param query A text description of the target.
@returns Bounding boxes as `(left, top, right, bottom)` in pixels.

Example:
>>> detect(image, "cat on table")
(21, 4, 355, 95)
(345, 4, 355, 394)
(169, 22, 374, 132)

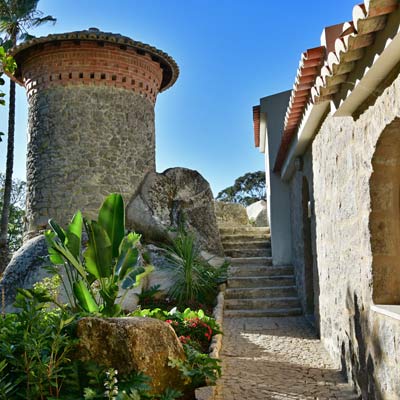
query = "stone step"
(224, 248, 271, 258)
(228, 275, 295, 288)
(222, 240, 271, 251)
(229, 265, 294, 277)
(220, 233, 271, 243)
(225, 297, 301, 310)
(224, 308, 302, 318)
(225, 285, 298, 299)
(219, 226, 270, 236)
(228, 256, 273, 266)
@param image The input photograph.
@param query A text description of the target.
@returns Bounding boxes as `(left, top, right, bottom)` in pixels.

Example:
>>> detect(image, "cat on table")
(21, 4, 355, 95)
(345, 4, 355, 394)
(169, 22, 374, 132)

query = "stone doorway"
(302, 177, 315, 317)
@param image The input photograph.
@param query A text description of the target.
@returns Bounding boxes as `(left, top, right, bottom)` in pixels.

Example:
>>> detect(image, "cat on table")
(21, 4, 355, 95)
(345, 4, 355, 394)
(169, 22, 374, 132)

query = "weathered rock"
(0, 235, 53, 312)
(126, 168, 224, 255)
(77, 317, 186, 394)
(214, 201, 249, 226)
(200, 250, 226, 268)
(144, 244, 175, 293)
(246, 200, 269, 227)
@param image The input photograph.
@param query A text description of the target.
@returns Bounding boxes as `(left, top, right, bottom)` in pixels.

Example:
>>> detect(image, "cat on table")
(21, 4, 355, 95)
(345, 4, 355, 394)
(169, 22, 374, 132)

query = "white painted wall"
(259, 90, 292, 265)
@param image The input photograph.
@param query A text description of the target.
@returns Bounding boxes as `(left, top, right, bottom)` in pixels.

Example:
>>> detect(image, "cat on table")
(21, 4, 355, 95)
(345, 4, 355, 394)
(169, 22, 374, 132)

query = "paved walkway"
(215, 316, 357, 400)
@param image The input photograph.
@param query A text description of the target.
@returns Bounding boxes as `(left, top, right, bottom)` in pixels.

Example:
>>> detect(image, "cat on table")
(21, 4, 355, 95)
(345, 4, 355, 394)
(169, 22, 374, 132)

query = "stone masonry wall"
(289, 149, 320, 328)
(26, 85, 155, 233)
(312, 69, 400, 397)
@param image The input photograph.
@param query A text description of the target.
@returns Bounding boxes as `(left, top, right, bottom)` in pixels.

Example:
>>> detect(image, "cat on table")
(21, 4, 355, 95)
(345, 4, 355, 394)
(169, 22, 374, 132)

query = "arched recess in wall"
(370, 117, 400, 304)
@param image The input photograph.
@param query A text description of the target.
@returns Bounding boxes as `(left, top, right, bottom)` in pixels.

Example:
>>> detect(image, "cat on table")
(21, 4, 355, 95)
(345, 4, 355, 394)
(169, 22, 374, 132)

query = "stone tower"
(9, 28, 178, 237)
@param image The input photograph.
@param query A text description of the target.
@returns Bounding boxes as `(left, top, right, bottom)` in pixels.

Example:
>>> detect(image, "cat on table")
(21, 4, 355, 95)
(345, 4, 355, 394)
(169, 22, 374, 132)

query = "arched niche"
(370, 117, 400, 304)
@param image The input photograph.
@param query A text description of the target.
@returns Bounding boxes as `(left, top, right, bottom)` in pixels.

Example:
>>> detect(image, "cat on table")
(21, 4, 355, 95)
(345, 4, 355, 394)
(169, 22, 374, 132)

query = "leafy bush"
(165, 231, 227, 308)
(136, 284, 162, 309)
(131, 307, 222, 354)
(45, 193, 153, 316)
(0, 287, 77, 399)
(0, 286, 191, 399)
(82, 367, 182, 400)
(169, 344, 221, 388)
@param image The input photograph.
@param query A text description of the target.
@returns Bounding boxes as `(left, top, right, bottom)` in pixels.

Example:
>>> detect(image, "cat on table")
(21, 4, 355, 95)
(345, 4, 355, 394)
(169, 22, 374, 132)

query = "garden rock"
(0, 235, 54, 312)
(214, 201, 249, 226)
(126, 168, 223, 255)
(77, 317, 186, 394)
(246, 200, 269, 227)
(144, 244, 175, 293)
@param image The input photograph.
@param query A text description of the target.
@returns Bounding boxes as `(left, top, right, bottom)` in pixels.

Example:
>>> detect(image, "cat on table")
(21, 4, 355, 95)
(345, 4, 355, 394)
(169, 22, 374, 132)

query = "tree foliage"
(216, 170, 266, 206)
(0, 44, 16, 141)
(0, 0, 56, 47)
(0, 172, 25, 253)
(0, 0, 55, 272)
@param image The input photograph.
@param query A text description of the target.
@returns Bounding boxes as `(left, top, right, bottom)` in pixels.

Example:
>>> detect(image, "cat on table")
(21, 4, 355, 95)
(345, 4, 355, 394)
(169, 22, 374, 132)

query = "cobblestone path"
(215, 316, 357, 400)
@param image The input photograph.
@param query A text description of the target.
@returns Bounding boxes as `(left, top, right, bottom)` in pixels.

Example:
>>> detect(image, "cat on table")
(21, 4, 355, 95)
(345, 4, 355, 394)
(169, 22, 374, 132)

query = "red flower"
(165, 319, 172, 324)
(179, 335, 191, 344)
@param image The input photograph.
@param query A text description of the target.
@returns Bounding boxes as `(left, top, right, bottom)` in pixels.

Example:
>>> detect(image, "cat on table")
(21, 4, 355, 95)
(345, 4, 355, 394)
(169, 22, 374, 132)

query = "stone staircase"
(220, 226, 302, 317)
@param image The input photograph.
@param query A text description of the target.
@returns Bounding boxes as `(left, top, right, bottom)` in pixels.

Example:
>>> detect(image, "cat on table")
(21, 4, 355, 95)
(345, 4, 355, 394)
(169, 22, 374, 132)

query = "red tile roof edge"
(272, 0, 398, 174)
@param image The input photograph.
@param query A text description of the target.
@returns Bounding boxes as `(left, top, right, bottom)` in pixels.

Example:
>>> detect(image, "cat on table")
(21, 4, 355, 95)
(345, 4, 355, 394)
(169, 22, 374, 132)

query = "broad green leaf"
(45, 227, 87, 278)
(115, 234, 139, 280)
(98, 193, 125, 258)
(84, 220, 112, 279)
(73, 281, 99, 313)
(66, 211, 83, 259)
(121, 265, 154, 290)
(49, 219, 66, 243)
(45, 230, 64, 265)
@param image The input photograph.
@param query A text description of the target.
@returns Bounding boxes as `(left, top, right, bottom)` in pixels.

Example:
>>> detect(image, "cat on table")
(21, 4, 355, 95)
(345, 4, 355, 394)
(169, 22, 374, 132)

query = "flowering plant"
(131, 307, 222, 353)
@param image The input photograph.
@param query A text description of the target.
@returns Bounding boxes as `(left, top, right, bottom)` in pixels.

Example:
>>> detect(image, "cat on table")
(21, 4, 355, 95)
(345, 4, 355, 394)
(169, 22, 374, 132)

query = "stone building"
(7, 28, 178, 237)
(253, 1, 400, 398)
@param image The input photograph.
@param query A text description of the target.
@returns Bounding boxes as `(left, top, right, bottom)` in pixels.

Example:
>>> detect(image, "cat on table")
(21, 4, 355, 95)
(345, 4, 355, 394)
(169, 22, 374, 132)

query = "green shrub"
(131, 307, 222, 353)
(169, 344, 221, 388)
(0, 287, 77, 399)
(165, 231, 227, 308)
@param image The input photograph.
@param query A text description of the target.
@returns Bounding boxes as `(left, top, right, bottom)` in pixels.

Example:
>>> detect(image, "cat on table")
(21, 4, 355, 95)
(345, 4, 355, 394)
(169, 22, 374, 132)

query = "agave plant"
(45, 193, 152, 316)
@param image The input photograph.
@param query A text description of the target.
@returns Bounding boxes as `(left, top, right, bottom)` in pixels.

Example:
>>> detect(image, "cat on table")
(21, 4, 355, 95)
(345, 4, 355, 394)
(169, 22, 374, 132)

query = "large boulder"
(246, 200, 269, 227)
(126, 168, 223, 255)
(77, 317, 186, 394)
(0, 235, 53, 312)
(214, 201, 249, 226)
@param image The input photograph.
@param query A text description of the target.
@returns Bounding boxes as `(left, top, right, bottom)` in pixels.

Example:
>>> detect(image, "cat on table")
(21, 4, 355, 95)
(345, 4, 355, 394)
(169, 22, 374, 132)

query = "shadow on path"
(215, 316, 358, 400)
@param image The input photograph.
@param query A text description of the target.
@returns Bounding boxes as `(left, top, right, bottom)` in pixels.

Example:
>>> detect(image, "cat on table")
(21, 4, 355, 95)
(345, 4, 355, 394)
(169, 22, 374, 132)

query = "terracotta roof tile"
(272, 0, 398, 173)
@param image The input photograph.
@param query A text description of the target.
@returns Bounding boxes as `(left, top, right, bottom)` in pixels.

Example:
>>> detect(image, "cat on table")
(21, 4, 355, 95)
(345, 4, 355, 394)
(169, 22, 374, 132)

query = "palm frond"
(0, 0, 56, 42)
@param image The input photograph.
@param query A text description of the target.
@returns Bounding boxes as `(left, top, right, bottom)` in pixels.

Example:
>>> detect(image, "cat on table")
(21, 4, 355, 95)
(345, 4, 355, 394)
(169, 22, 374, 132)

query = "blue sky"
(0, 0, 356, 196)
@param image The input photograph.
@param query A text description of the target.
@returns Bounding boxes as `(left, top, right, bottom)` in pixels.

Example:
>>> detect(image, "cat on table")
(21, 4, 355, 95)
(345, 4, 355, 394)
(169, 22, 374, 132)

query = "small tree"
(0, 173, 25, 254)
(216, 171, 266, 206)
